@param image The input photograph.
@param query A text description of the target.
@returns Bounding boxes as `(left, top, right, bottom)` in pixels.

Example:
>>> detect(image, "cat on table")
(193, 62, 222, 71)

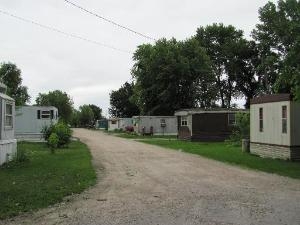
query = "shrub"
(227, 112, 250, 146)
(48, 133, 59, 153)
(125, 126, 134, 132)
(41, 122, 72, 148)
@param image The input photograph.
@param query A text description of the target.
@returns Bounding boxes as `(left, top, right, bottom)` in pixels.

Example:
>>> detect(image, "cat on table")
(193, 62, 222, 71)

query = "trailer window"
(282, 106, 287, 133)
(41, 110, 51, 119)
(5, 103, 13, 128)
(181, 116, 188, 126)
(259, 108, 263, 132)
(228, 113, 236, 125)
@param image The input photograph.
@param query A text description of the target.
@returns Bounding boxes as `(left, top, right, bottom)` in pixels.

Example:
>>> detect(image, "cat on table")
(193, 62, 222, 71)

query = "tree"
(88, 104, 102, 121)
(196, 24, 246, 108)
(252, 0, 300, 100)
(36, 90, 73, 122)
(109, 82, 140, 117)
(78, 105, 94, 127)
(131, 38, 214, 115)
(0, 62, 30, 105)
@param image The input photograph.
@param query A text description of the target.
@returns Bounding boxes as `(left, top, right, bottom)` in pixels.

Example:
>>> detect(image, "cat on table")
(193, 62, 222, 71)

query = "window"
(282, 106, 287, 134)
(181, 116, 188, 126)
(160, 119, 166, 127)
(5, 103, 13, 128)
(41, 110, 51, 119)
(228, 113, 236, 125)
(111, 120, 117, 124)
(259, 108, 263, 132)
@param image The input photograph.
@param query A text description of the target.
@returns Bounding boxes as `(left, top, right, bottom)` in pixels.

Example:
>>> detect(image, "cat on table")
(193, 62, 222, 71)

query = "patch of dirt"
(1, 128, 300, 225)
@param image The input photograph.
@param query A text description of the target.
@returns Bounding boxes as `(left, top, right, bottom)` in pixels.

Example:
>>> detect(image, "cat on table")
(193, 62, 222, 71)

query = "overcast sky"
(0, 0, 271, 116)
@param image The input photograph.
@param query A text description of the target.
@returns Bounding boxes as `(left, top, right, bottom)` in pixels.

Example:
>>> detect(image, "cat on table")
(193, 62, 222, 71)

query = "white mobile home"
(250, 94, 300, 160)
(15, 106, 58, 140)
(108, 118, 119, 131)
(133, 116, 177, 135)
(0, 83, 17, 166)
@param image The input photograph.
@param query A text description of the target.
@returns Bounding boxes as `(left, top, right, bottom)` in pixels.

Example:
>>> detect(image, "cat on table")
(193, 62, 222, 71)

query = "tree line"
(0, 62, 103, 127)
(110, 0, 300, 117)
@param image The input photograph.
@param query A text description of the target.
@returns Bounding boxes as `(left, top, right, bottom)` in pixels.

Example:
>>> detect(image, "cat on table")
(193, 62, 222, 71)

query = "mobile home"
(15, 106, 58, 140)
(0, 83, 17, 166)
(250, 94, 300, 160)
(175, 108, 247, 141)
(132, 116, 177, 135)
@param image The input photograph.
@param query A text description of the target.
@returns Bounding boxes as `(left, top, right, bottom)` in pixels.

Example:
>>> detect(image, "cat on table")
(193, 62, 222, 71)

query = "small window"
(41, 110, 51, 119)
(282, 106, 287, 133)
(228, 113, 236, 125)
(5, 103, 13, 128)
(259, 108, 263, 132)
(160, 119, 166, 127)
(181, 116, 188, 126)
(111, 120, 117, 124)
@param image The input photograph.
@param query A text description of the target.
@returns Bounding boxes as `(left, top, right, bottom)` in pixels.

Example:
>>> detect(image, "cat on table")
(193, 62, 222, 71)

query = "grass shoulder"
(139, 139, 300, 179)
(0, 141, 96, 219)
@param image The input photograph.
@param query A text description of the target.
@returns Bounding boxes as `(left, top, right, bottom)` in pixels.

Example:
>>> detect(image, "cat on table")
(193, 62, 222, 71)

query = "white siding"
(108, 120, 119, 131)
(290, 101, 300, 146)
(15, 106, 58, 139)
(0, 139, 17, 165)
(250, 101, 291, 146)
(133, 116, 177, 135)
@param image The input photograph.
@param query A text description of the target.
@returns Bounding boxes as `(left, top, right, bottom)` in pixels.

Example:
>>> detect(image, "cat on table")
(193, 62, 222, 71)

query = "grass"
(0, 141, 96, 219)
(139, 139, 300, 179)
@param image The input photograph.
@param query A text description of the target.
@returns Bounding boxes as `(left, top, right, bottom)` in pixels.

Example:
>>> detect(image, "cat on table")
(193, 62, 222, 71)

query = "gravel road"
(2, 128, 300, 225)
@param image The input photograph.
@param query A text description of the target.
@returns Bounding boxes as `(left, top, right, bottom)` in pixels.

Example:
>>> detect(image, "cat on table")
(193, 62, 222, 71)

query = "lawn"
(0, 141, 96, 219)
(139, 139, 300, 179)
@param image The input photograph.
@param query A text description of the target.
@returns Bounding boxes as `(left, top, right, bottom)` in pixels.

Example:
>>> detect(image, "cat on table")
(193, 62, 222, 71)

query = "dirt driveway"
(2, 128, 300, 225)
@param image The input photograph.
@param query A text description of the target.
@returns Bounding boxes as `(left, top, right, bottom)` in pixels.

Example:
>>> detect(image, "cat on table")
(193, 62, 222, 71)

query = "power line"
(0, 9, 132, 54)
(63, 0, 157, 41)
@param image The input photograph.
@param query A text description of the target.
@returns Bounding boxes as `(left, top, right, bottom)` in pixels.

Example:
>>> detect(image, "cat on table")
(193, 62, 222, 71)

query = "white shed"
(15, 106, 59, 140)
(132, 116, 177, 136)
(250, 94, 300, 160)
(0, 83, 17, 166)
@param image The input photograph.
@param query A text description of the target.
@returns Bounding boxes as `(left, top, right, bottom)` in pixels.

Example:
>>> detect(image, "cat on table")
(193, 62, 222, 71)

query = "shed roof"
(174, 108, 247, 116)
(250, 94, 292, 105)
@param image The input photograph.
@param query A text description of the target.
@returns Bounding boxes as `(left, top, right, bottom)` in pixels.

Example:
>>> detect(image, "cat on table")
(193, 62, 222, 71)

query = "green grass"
(0, 141, 96, 219)
(139, 139, 300, 179)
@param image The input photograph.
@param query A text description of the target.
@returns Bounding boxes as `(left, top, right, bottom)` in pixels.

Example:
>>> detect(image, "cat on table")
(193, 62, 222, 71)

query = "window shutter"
(37, 110, 41, 119)
(51, 110, 54, 119)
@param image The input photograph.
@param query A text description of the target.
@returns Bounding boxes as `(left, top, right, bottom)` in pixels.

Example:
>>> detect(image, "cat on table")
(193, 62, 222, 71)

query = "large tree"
(132, 38, 214, 115)
(36, 90, 73, 122)
(78, 105, 94, 127)
(252, 0, 300, 100)
(109, 82, 140, 117)
(0, 62, 30, 105)
(88, 104, 102, 121)
(196, 24, 246, 108)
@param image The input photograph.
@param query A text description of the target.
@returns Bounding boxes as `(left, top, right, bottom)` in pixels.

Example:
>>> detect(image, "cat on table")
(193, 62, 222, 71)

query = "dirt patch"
(1, 128, 300, 225)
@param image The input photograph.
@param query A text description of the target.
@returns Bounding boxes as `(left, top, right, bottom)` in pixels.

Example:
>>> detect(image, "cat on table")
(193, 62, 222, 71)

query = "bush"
(125, 126, 134, 132)
(48, 133, 59, 153)
(42, 122, 72, 148)
(227, 112, 250, 146)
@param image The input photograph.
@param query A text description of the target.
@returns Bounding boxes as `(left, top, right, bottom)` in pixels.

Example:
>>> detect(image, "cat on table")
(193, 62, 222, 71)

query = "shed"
(132, 116, 177, 135)
(95, 119, 108, 130)
(175, 108, 246, 141)
(250, 94, 300, 160)
(108, 118, 119, 131)
(0, 83, 17, 166)
(15, 106, 58, 140)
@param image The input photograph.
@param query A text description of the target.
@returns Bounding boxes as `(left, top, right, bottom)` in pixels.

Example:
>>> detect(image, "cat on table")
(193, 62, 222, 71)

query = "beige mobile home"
(0, 83, 17, 166)
(133, 116, 177, 135)
(15, 106, 58, 140)
(250, 94, 300, 160)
